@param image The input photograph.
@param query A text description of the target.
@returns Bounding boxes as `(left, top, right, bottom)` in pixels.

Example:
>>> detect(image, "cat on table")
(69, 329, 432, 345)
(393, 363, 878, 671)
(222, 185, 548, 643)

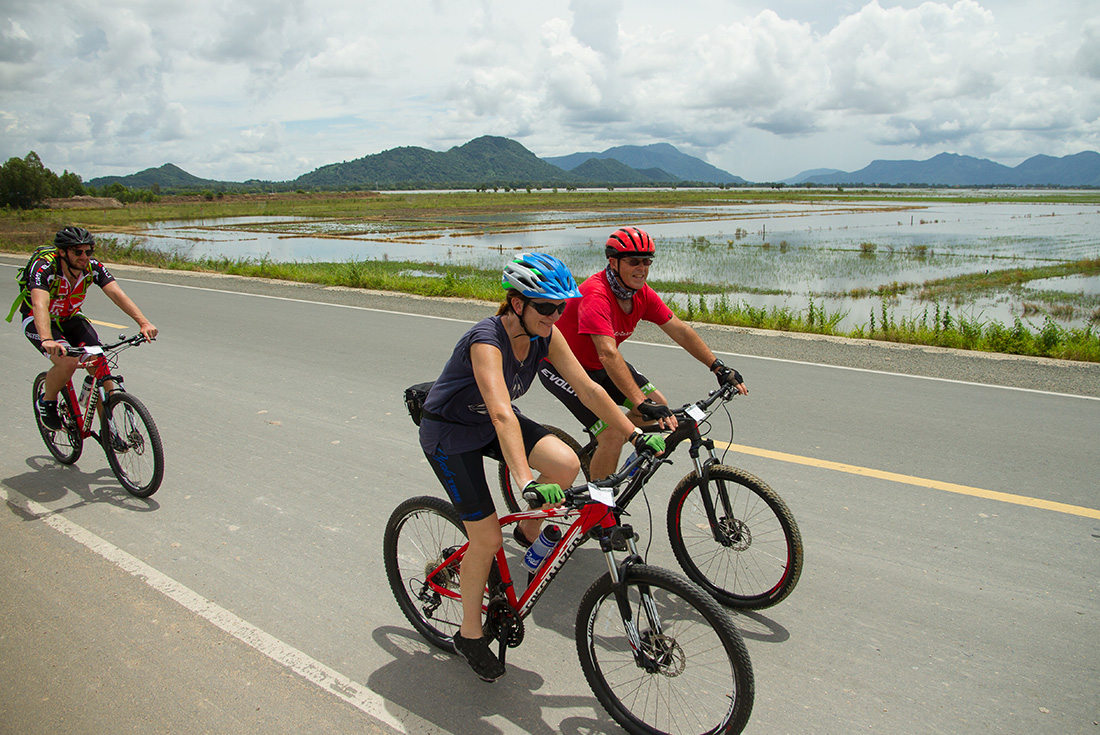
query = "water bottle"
(78, 375, 94, 405)
(521, 524, 562, 575)
(624, 449, 640, 477)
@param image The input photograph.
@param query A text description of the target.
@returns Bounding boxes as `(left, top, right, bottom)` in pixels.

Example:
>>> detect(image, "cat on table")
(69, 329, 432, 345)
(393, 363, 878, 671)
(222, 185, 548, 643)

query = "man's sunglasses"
(528, 300, 566, 316)
(622, 257, 653, 267)
(69, 247, 95, 256)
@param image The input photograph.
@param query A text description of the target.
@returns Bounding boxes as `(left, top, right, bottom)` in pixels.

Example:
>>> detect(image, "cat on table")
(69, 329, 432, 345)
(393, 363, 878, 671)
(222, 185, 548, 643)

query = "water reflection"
(103, 199, 1100, 330)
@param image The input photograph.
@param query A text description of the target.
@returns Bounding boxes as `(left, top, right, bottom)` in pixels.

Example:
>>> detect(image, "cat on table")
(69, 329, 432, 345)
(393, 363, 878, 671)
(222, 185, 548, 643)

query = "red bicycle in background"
(32, 333, 164, 497)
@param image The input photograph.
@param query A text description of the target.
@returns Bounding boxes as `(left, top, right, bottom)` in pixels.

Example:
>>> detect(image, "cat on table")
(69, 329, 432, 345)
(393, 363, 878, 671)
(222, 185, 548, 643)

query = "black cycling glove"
(637, 398, 674, 422)
(710, 359, 744, 388)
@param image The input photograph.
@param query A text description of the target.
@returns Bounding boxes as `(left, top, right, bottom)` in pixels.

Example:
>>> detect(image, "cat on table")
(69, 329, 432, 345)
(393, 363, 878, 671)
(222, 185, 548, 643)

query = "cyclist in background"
(419, 252, 663, 683)
(19, 226, 157, 430)
(539, 226, 747, 482)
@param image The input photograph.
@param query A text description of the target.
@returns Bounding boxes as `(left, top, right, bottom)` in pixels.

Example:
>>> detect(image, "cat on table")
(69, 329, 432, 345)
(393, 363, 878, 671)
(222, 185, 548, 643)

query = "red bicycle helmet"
(604, 226, 656, 259)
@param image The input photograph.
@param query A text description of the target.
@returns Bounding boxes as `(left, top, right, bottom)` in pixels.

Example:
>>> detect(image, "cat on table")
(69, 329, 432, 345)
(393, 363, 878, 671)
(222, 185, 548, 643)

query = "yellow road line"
(721, 442, 1100, 520)
(89, 318, 127, 329)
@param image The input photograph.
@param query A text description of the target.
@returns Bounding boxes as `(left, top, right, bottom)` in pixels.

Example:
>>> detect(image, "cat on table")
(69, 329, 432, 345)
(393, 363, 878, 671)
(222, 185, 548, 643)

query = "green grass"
(4, 191, 1098, 362)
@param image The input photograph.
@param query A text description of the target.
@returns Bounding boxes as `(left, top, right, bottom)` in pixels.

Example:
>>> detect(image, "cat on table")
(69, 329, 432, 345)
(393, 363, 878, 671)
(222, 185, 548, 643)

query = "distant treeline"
(0, 151, 160, 208)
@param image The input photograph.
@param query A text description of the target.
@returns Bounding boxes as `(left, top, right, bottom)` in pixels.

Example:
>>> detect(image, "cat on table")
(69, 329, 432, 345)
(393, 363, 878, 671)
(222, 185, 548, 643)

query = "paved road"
(1, 257, 1098, 735)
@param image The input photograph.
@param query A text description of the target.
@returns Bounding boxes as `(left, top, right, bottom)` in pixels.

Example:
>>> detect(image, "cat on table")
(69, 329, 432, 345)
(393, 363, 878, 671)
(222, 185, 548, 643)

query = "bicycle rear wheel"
(667, 465, 802, 610)
(33, 372, 83, 464)
(384, 496, 472, 652)
(102, 392, 164, 498)
(498, 423, 590, 513)
(576, 564, 754, 735)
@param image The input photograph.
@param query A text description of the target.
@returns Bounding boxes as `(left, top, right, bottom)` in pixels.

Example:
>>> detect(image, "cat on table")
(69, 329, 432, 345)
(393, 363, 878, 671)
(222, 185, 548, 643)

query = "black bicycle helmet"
(54, 226, 95, 250)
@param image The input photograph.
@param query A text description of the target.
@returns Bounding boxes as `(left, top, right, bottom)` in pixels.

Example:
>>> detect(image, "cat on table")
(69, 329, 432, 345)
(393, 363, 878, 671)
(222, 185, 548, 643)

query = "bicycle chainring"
(484, 598, 524, 648)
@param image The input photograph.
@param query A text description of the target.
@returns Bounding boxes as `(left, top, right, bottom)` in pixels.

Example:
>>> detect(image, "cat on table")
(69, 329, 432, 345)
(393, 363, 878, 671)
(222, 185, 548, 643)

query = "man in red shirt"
(539, 226, 747, 480)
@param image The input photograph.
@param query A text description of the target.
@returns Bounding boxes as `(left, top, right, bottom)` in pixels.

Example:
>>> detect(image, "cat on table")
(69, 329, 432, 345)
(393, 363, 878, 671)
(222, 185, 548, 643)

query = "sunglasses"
(622, 257, 653, 267)
(70, 247, 95, 256)
(528, 300, 566, 316)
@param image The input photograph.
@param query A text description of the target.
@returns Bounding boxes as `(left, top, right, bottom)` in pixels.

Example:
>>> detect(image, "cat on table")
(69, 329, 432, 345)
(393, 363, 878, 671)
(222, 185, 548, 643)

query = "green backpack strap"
(5, 289, 24, 323)
(7, 246, 58, 323)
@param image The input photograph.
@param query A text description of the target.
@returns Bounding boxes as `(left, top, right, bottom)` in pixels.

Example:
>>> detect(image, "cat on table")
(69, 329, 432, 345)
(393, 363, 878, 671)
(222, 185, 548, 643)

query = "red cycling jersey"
(555, 270, 674, 371)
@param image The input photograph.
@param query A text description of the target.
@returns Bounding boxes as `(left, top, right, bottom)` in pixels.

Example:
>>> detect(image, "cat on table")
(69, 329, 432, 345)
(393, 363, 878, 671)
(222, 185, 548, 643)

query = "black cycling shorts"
(424, 413, 551, 522)
(22, 313, 101, 355)
(537, 359, 656, 436)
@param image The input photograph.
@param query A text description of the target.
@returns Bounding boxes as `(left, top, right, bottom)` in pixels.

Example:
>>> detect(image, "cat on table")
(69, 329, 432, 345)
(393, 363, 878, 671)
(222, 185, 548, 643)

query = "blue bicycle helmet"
(502, 253, 582, 300)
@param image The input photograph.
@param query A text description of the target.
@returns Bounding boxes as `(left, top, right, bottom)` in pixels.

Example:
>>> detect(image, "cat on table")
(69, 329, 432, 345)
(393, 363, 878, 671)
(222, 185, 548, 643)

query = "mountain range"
(787, 151, 1100, 187)
(86, 137, 1100, 192)
(89, 137, 728, 192)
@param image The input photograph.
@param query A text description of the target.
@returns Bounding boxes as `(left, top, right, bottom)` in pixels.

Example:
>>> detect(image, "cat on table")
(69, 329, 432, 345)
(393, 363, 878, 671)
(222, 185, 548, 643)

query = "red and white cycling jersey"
(25, 255, 115, 320)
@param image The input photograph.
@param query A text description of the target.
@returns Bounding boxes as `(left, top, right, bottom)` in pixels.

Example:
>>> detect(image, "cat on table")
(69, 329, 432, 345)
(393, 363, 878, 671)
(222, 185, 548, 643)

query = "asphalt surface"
(1, 255, 1097, 735)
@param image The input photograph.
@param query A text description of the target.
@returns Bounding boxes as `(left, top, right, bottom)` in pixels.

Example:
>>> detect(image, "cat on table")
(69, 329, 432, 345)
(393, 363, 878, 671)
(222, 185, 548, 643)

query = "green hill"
(295, 136, 581, 189)
(87, 163, 231, 191)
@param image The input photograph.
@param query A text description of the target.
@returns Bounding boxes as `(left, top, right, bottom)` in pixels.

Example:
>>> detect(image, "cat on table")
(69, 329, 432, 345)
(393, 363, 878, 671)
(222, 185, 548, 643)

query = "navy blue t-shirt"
(419, 316, 549, 454)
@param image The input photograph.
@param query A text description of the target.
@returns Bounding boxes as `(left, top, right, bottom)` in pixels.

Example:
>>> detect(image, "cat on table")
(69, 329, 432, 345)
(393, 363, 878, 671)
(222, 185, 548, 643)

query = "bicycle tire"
(576, 564, 754, 735)
(498, 423, 590, 513)
(101, 392, 164, 498)
(385, 495, 509, 654)
(667, 465, 802, 610)
(33, 372, 83, 464)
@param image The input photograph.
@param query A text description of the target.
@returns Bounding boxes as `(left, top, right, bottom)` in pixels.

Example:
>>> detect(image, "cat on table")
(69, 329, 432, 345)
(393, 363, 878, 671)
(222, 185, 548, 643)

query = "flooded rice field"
(107, 194, 1100, 331)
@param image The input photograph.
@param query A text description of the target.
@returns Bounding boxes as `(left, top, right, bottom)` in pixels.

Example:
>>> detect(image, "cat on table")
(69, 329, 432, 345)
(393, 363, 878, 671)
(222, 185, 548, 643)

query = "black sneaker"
(453, 634, 505, 682)
(37, 399, 62, 431)
(513, 525, 533, 549)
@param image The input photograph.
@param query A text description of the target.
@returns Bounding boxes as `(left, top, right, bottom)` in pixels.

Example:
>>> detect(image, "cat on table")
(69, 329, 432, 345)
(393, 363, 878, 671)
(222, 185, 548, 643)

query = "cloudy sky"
(2, 0, 1097, 183)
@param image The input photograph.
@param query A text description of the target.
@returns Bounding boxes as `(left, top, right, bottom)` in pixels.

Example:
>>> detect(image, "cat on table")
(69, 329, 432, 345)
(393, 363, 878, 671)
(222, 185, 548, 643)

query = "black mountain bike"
(500, 383, 802, 609)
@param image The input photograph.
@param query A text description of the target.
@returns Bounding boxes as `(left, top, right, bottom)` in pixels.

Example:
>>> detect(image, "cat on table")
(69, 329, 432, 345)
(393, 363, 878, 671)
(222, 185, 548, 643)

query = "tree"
(0, 151, 52, 208)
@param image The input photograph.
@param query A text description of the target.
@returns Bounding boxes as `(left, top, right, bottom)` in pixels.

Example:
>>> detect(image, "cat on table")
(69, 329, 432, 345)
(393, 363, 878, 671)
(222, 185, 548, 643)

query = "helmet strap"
(511, 298, 540, 341)
(605, 262, 636, 300)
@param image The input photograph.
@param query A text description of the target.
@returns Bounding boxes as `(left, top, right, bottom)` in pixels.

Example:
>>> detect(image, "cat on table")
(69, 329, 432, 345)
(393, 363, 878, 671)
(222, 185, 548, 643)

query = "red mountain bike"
(32, 334, 164, 497)
(385, 451, 755, 735)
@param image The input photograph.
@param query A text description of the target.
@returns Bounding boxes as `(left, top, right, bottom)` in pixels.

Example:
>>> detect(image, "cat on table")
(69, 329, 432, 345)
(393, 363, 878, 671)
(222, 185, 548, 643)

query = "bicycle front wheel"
(576, 564, 754, 735)
(384, 496, 469, 652)
(33, 372, 83, 464)
(667, 465, 802, 609)
(101, 392, 164, 497)
(498, 423, 589, 512)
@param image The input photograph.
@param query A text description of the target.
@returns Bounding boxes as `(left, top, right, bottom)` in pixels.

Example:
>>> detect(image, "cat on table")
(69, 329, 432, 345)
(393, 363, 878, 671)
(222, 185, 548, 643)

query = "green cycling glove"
(631, 431, 666, 455)
(523, 480, 565, 505)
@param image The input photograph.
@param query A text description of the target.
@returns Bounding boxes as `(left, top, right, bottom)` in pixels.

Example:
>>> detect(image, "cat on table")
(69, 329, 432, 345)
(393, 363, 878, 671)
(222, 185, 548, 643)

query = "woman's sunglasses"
(528, 300, 566, 316)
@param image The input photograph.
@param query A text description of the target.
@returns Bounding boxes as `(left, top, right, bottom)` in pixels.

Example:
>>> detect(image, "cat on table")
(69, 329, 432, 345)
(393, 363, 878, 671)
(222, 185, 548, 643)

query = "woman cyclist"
(419, 253, 664, 683)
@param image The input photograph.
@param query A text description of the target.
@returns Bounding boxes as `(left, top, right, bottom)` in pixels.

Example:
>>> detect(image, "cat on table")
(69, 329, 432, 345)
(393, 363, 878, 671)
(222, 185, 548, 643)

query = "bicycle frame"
(424, 458, 649, 658)
(60, 337, 140, 441)
(595, 383, 739, 534)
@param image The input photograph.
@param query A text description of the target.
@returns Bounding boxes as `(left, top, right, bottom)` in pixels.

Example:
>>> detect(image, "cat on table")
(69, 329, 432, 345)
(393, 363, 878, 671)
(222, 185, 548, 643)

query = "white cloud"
(0, 0, 1097, 183)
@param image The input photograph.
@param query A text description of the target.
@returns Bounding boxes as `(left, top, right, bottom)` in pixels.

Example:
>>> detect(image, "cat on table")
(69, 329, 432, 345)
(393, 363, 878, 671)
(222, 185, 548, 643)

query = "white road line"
(1, 485, 410, 734)
(121, 273, 1099, 402)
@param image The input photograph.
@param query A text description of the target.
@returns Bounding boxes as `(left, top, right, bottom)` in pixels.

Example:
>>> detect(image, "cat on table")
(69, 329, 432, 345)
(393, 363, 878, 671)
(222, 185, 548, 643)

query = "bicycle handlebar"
(63, 333, 150, 357)
(671, 382, 738, 422)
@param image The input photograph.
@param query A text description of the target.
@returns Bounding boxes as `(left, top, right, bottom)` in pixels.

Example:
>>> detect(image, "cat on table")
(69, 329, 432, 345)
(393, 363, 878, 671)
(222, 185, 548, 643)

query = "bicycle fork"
(596, 518, 669, 673)
(689, 439, 738, 547)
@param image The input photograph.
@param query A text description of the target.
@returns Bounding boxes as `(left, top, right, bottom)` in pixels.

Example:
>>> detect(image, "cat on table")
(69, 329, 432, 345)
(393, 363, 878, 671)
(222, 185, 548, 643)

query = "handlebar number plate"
(588, 484, 615, 507)
(686, 404, 706, 422)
